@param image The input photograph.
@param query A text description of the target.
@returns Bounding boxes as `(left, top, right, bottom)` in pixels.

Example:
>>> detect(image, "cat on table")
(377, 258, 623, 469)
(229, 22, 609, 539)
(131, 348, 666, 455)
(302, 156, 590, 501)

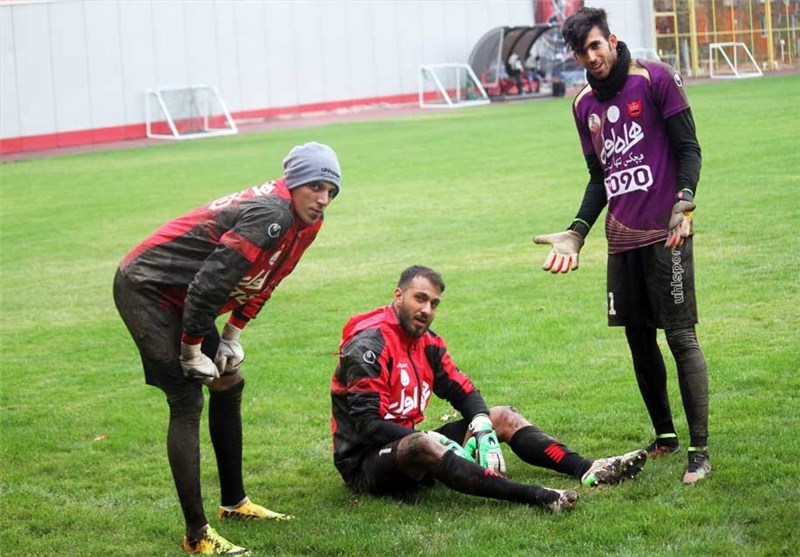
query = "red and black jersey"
(330, 305, 489, 478)
(119, 178, 321, 338)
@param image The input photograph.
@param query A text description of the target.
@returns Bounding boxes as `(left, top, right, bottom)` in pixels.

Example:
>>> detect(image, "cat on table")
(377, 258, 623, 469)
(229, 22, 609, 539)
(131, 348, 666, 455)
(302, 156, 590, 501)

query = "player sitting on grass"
(331, 265, 646, 512)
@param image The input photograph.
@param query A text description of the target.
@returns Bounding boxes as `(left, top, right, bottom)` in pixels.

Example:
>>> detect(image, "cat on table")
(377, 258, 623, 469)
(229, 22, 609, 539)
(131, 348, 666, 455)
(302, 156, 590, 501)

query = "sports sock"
(626, 326, 675, 435)
(433, 451, 558, 507)
(209, 379, 246, 507)
(165, 387, 207, 537)
(666, 327, 709, 448)
(508, 425, 592, 479)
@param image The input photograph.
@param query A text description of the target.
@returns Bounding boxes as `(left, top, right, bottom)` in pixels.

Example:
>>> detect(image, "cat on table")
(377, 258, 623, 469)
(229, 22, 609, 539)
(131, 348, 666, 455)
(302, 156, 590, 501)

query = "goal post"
(708, 42, 763, 79)
(418, 64, 490, 109)
(145, 85, 238, 140)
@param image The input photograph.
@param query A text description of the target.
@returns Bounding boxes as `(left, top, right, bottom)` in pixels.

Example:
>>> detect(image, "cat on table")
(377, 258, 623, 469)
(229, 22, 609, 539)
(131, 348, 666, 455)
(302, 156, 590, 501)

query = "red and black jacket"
(119, 178, 321, 339)
(330, 305, 489, 479)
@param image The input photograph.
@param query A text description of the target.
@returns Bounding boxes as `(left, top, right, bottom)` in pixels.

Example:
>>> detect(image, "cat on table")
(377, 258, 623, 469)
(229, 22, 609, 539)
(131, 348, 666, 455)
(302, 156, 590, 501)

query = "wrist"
(222, 322, 243, 341)
(469, 414, 492, 432)
(675, 188, 694, 203)
(567, 219, 590, 238)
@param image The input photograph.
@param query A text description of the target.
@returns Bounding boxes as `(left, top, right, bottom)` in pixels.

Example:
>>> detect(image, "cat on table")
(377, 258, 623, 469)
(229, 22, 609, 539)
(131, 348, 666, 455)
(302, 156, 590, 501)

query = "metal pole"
(765, 0, 775, 69)
(688, 0, 700, 76)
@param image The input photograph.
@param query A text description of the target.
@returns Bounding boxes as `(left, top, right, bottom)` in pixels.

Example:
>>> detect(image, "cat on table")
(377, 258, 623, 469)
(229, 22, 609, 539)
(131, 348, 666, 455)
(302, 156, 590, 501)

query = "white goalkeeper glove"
(426, 431, 475, 463)
(179, 342, 219, 384)
(533, 230, 585, 274)
(464, 414, 506, 474)
(214, 322, 245, 375)
(666, 199, 696, 249)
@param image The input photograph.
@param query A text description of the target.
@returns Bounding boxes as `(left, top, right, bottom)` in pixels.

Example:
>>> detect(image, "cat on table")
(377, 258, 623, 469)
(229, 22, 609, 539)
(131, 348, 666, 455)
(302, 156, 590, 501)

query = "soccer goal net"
(708, 42, 763, 79)
(145, 85, 238, 140)
(418, 64, 490, 109)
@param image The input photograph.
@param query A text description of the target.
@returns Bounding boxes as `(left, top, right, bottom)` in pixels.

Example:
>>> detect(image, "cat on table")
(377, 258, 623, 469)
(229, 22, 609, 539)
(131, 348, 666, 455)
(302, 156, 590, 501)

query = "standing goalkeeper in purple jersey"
(533, 7, 711, 485)
(114, 142, 341, 556)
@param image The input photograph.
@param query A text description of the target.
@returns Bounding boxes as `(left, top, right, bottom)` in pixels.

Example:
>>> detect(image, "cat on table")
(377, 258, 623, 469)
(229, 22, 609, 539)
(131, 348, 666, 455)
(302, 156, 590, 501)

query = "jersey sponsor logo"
(268, 223, 282, 238)
(601, 121, 644, 165)
(604, 164, 654, 199)
(229, 270, 268, 304)
(670, 248, 685, 304)
(627, 100, 642, 117)
(673, 72, 683, 87)
(388, 362, 432, 417)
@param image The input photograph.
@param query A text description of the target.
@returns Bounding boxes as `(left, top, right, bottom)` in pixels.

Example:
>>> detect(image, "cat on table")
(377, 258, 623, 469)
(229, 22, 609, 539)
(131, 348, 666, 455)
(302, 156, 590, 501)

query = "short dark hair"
(397, 265, 445, 293)
(562, 7, 611, 53)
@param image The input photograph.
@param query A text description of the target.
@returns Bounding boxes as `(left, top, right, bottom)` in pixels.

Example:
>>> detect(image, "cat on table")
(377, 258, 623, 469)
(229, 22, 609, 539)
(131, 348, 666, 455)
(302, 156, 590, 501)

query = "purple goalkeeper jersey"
(572, 59, 690, 254)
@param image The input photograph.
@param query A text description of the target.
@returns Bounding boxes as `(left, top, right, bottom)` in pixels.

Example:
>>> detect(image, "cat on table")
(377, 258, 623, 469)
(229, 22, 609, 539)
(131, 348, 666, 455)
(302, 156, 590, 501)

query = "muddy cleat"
(218, 499, 295, 521)
(581, 449, 647, 487)
(645, 433, 680, 458)
(182, 526, 250, 556)
(546, 488, 579, 513)
(682, 448, 711, 485)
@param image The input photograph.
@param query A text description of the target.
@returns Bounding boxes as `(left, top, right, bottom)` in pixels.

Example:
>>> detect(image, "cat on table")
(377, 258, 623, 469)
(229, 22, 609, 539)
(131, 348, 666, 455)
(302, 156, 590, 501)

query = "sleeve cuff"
(228, 315, 250, 330)
(181, 333, 204, 345)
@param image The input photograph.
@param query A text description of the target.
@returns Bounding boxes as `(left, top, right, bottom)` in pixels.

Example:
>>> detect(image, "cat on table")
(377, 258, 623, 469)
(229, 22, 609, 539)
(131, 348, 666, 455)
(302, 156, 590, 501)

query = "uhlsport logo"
(671, 248, 685, 304)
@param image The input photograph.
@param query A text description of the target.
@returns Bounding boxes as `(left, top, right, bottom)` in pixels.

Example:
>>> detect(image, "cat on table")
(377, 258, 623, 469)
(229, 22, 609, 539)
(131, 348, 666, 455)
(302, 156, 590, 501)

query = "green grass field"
(1, 73, 799, 557)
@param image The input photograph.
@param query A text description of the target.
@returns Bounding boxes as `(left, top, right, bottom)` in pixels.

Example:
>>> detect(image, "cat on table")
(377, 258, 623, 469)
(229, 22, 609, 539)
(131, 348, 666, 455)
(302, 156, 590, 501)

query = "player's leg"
(114, 271, 247, 553)
(356, 433, 577, 512)
(653, 237, 711, 483)
(608, 250, 679, 456)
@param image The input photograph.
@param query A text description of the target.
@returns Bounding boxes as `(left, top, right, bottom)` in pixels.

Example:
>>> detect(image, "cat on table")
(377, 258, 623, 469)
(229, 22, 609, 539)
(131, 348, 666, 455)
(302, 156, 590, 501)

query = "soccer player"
(114, 142, 341, 555)
(330, 265, 646, 512)
(533, 7, 711, 484)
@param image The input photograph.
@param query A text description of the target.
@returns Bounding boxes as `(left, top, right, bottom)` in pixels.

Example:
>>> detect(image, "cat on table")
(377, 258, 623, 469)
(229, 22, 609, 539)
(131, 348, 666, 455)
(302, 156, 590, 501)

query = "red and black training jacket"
(119, 178, 321, 338)
(330, 305, 489, 479)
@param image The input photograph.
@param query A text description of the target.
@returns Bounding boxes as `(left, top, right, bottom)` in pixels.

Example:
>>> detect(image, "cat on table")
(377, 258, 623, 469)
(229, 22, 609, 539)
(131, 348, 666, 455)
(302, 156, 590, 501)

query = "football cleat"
(645, 433, 680, 458)
(182, 526, 249, 556)
(581, 449, 647, 487)
(218, 499, 295, 521)
(546, 488, 579, 513)
(682, 448, 711, 485)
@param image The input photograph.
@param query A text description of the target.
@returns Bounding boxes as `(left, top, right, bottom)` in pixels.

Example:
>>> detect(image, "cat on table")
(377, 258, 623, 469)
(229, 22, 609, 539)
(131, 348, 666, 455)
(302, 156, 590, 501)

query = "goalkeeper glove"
(464, 414, 506, 474)
(426, 431, 475, 463)
(666, 192, 696, 249)
(180, 341, 219, 384)
(533, 230, 585, 274)
(214, 322, 245, 375)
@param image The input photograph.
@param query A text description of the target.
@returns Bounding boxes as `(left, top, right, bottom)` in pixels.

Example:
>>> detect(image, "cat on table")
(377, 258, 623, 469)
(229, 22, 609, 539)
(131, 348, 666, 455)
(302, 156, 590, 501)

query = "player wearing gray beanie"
(283, 142, 342, 196)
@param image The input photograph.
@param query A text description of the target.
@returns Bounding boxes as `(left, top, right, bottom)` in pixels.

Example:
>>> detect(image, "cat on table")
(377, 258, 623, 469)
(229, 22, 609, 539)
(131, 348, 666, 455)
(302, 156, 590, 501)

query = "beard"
(396, 305, 429, 338)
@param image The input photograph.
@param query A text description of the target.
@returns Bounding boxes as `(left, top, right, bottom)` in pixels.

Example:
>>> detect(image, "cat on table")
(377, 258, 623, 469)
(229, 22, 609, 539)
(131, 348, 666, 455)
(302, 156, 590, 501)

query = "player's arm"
(533, 154, 606, 273)
(665, 108, 702, 248)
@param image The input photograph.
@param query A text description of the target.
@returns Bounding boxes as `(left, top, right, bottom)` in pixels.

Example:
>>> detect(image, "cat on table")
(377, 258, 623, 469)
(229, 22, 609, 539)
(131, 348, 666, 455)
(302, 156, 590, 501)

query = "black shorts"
(344, 420, 470, 496)
(113, 269, 219, 392)
(607, 238, 698, 329)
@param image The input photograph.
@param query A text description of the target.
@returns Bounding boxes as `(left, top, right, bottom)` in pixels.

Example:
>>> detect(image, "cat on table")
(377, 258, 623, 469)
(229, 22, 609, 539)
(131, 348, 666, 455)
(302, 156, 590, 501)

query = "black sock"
(666, 327, 709, 448)
(166, 388, 207, 536)
(626, 326, 675, 435)
(433, 451, 558, 507)
(209, 380, 245, 507)
(509, 425, 593, 479)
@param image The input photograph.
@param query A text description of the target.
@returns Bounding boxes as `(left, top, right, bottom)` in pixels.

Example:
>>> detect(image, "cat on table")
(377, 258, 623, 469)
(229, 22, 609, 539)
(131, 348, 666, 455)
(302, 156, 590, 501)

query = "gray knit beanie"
(283, 142, 341, 195)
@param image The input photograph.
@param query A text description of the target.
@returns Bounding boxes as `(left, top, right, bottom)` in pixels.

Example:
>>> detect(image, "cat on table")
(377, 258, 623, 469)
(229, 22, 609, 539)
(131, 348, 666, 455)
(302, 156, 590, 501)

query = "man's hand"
(533, 230, 585, 274)
(426, 431, 475, 462)
(180, 342, 219, 384)
(464, 414, 506, 474)
(215, 322, 245, 375)
(666, 200, 696, 249)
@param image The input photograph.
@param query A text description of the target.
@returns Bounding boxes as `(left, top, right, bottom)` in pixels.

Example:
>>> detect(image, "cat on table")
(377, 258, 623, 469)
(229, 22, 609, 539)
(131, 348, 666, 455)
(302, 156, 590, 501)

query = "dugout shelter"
(468, 23, 585, 98)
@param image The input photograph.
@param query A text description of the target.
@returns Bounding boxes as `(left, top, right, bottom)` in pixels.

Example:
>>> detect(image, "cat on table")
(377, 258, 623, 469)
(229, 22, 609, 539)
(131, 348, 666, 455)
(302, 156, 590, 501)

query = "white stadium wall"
(0, 0, 653, 155)
(0, 0, 535, 154)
